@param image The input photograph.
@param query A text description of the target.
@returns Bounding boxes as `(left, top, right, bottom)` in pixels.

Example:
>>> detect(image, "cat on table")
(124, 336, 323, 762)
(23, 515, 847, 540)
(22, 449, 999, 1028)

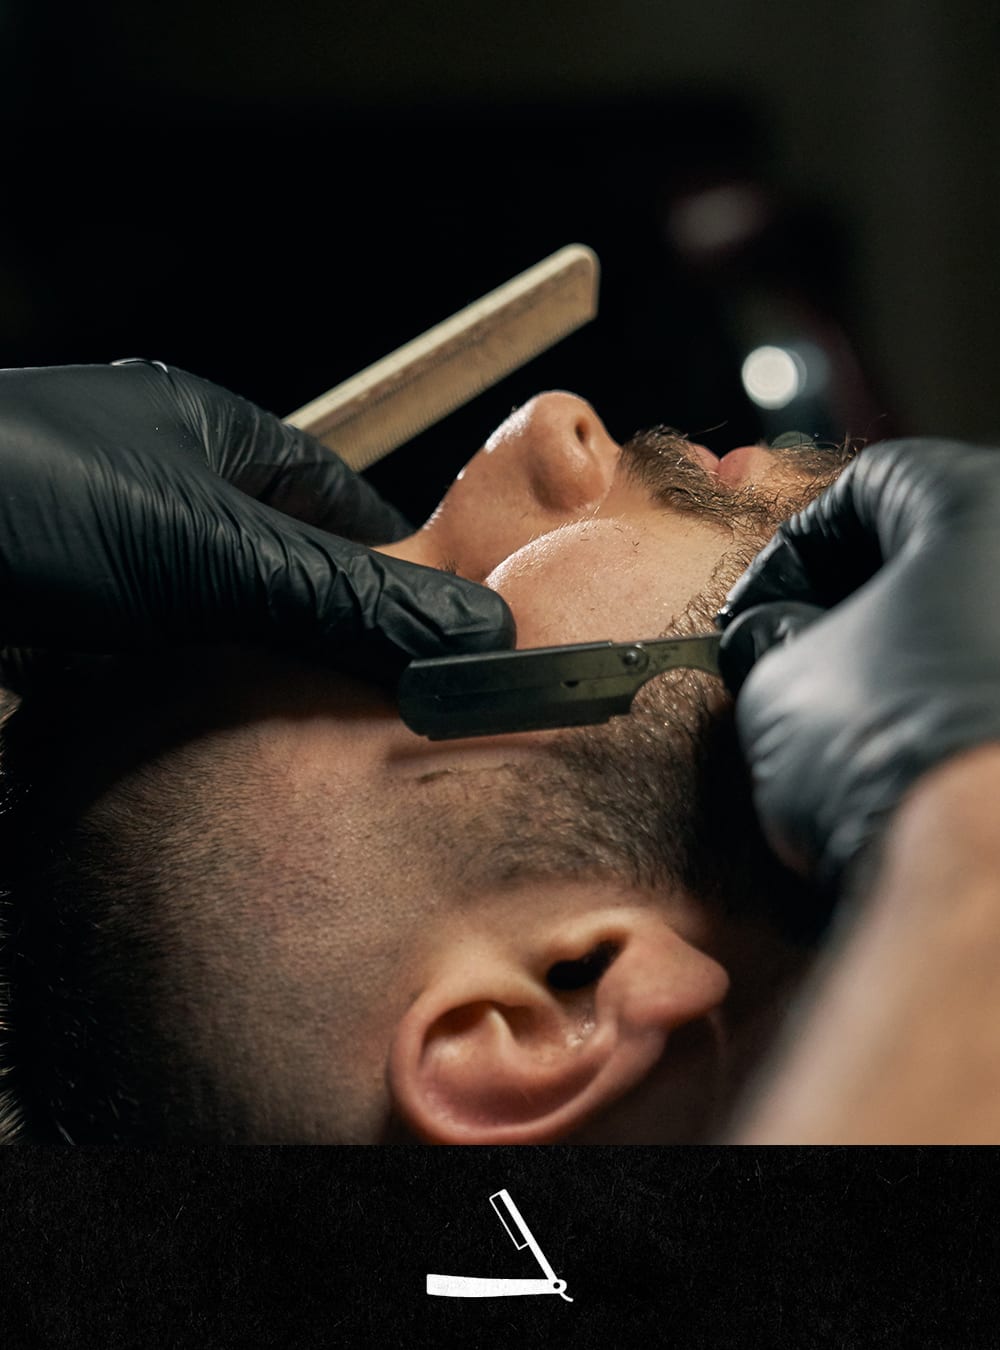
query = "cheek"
(376, 467, 551, 582)
(485, 520, 724, 647)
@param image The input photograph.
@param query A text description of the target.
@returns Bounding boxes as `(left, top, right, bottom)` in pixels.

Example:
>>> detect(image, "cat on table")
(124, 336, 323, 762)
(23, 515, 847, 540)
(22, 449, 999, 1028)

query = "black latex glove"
(715, 437, 1000, 892)
(0, 360, 514, 689)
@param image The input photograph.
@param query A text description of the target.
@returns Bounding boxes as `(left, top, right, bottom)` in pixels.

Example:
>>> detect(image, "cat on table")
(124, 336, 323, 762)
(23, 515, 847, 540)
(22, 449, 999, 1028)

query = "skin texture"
(730, 743, 1000, 1143)
(58, 392, 854, 1143)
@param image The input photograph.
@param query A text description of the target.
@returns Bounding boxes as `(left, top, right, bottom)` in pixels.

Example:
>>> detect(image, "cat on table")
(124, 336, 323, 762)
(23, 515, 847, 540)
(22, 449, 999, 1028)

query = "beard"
(470, 426, 862, 943)
(617, 425, 860, 536)
(472, 568, 833, 947)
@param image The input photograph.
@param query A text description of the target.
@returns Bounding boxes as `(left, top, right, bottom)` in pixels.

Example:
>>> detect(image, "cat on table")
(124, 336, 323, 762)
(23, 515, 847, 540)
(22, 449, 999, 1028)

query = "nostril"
(522, 394, 618, 512)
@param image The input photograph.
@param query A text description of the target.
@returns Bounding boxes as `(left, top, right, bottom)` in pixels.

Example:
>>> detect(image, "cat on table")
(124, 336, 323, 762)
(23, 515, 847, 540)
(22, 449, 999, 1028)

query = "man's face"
(377, 391, 833, 642)
(77, 393, 853, 1144)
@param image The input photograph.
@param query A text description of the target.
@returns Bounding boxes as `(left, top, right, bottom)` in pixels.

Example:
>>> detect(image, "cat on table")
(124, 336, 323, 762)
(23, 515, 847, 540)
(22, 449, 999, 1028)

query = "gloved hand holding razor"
(716, 437, 1000, 893)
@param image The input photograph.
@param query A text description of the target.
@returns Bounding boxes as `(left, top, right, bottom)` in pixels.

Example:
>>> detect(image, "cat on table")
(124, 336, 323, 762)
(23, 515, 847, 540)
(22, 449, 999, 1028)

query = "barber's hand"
(0, 360, 513, 687)
(715, 438, 1000, 891)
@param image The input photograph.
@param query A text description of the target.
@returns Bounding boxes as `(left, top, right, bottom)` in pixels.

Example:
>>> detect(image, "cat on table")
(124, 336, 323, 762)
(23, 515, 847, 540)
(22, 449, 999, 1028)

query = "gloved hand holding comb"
(0, 360, 514, 692)
(716, 437, 1000, 892)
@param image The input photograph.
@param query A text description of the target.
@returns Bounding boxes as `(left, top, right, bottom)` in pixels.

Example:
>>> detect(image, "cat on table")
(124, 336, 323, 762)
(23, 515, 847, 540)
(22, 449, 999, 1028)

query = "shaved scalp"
(0, 671, 265, 1143)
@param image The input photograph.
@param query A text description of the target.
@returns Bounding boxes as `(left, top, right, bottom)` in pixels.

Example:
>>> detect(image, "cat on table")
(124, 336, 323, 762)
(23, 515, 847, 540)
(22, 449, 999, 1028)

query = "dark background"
(2, 1148, 1000, 1347)
(1, 0, 998, 519)
(2, 5, 1000, 1338)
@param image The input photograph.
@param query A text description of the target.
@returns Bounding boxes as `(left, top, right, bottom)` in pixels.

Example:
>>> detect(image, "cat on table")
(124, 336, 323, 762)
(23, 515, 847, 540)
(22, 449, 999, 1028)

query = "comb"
(283, 244, 600, 472)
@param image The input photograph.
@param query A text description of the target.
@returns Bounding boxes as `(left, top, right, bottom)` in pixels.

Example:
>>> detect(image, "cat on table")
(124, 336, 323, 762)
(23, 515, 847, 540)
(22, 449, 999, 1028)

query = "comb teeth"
(284, 244, 600, 472)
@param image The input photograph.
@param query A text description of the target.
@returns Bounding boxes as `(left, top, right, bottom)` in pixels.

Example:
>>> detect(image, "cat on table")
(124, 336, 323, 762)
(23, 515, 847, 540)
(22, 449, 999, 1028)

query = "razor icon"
(426, 1189, 573, 1302)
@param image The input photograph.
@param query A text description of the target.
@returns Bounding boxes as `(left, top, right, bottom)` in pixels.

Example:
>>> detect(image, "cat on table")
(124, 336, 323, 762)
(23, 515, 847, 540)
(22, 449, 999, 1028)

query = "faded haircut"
(0, 656, 259, 1144)
(0, 636, 817, 1147)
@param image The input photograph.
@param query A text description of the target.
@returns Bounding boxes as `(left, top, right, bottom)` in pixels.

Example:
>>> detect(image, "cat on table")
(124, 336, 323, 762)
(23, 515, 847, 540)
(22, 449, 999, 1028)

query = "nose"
(375, 391, 623, 585)
(486, 391, 621, 512)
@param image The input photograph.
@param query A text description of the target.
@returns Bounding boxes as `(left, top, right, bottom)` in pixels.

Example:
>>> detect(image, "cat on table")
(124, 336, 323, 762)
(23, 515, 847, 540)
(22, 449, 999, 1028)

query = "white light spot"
(740, 345, 805, 409)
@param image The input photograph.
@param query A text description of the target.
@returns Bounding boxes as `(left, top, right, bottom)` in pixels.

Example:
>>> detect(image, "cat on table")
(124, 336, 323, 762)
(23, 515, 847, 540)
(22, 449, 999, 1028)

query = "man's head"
(0, 392, 857, 1143)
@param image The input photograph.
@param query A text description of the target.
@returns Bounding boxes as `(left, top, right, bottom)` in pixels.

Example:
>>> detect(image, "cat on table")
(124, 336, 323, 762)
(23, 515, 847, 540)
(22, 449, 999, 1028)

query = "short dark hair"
(0, 654, 248, 1144)
(0, 636, 829, 1145)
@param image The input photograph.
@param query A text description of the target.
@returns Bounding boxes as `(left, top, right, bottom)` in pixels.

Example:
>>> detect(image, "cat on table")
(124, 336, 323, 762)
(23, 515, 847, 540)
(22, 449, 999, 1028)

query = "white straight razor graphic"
(426, 1190, 573, 1301)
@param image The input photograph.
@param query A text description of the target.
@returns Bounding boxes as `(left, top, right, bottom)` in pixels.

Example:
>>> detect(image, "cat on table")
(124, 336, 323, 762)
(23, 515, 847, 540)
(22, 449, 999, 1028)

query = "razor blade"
(398, 632, 723, 739)
(426, 1189, 572, 1301)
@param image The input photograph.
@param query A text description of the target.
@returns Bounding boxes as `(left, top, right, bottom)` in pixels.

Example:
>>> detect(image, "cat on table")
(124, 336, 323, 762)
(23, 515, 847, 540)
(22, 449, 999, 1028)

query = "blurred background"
(1, 0, 997, 520)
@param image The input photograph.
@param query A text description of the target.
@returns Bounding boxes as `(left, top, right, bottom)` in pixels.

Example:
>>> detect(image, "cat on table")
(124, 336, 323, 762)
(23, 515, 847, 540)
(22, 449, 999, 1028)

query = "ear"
(387, 910, 730, 1144)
